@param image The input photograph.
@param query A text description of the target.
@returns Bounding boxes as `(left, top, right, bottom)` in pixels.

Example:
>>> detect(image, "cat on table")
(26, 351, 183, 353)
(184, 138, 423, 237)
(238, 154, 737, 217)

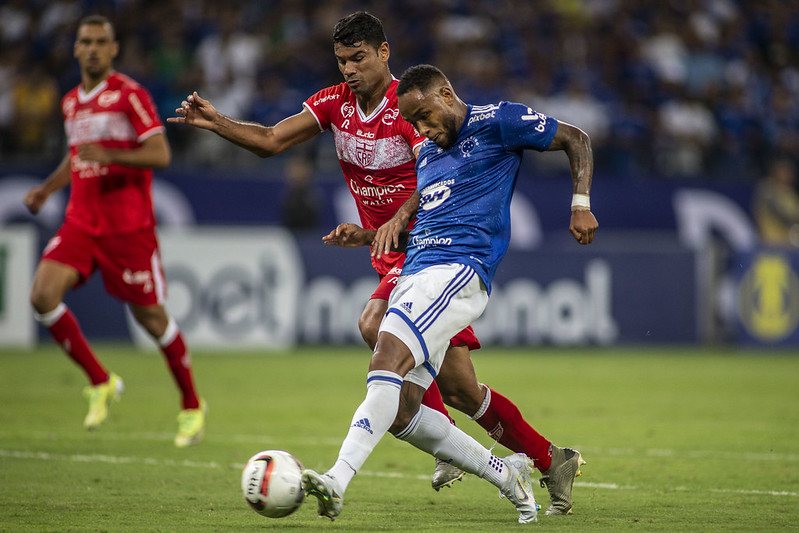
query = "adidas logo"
(352, 418, 373, 434)
(399, 301, 413, 314)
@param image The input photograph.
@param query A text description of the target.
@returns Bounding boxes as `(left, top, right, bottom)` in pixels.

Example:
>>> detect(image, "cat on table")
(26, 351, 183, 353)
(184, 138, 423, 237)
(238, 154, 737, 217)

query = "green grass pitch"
(1, 344, 797, 531)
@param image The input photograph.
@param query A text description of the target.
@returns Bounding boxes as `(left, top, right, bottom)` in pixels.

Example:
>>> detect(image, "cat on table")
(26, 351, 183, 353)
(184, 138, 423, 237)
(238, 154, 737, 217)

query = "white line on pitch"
(1, 449, 797, 498)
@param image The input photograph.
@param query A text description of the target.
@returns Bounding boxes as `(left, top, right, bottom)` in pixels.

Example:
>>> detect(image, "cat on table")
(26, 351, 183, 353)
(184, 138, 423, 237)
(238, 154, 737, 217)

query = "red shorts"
(371, 267, 481, 351)
(42, 222, 166, 306)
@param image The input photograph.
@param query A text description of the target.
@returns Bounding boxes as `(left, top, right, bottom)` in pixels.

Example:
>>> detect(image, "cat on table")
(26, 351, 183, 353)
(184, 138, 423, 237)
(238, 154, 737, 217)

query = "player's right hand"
(322, 223, 374, 248)
(167, 91, 217, 130)
(23, 187, 48, 214)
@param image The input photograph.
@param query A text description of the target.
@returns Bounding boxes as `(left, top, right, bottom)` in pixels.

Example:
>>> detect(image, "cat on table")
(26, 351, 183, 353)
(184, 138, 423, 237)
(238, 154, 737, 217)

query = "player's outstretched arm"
(548, 121, 598, 245)
(24, 154, 71, 214)
(323, 223, 409, 254)
(168, 91, 321, 158)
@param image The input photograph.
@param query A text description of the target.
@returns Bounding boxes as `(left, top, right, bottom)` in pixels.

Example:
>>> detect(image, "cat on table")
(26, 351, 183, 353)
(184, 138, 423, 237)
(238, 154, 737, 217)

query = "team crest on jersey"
(356, 137, 375, 167)
(459, 136, 479, 158)
(382, 108, 399, 125)
(98, 90, 122, 107)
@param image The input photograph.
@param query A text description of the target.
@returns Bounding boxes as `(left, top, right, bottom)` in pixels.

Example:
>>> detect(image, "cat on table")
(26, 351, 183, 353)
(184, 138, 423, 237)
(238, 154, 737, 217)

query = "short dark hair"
(333, 11, 387, 49)
(78, 14, 115, 40)
(397, 64, 447, 97)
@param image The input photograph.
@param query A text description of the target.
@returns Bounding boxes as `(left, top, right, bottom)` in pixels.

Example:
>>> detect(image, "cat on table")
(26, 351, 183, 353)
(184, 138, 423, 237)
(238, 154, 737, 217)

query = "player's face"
(74, 23, 118, 80)
(334, 41, 389, 97)
(398, 88, 460, 150)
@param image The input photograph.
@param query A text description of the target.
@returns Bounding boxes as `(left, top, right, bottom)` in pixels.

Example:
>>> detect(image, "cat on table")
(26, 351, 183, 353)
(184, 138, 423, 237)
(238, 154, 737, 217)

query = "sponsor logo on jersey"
(522, 107, 548, 133)
(313, 93, 341, 106)
(382, 107, 399, 126)
(356, 129, 376, 139)
(419, 179, 454, 210)
(350, 178, 406, 204)
(98, 90, 121, 107)
(467, 108, 496, 126)
(399, 301, 413, 314)
(459, 136, 479, 158)
(411, 234, 453, 247)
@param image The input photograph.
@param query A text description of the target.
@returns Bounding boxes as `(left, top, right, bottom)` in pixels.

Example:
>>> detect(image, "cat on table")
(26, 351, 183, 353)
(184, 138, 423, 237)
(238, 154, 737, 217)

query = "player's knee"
(439, 382, 484, 416)
(29, 286, 58, 315)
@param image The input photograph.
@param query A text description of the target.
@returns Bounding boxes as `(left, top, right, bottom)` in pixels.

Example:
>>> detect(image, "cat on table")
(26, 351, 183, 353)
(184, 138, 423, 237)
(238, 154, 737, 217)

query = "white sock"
(329, 370, 402, 494)
(396, 405, 508, 488)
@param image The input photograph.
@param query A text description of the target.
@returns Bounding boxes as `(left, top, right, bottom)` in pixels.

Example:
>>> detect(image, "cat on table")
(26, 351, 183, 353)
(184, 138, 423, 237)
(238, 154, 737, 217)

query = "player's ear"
(378, 42, 389, 62)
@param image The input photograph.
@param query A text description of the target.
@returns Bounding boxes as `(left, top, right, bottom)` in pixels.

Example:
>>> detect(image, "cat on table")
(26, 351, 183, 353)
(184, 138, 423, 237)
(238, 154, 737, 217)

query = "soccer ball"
(241, 450, 305, 518)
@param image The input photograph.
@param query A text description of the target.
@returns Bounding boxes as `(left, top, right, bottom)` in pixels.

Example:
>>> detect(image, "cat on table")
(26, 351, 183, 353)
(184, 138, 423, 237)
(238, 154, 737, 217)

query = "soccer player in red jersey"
(171, 12, 570, 498)
(24, 15, 205, 448)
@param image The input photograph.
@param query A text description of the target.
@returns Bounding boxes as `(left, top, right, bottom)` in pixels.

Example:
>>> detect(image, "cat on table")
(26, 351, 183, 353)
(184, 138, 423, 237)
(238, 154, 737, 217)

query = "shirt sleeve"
(303, 85, 341, 132)
(125, 85, 165, 142)
(498, 101, 558, 152)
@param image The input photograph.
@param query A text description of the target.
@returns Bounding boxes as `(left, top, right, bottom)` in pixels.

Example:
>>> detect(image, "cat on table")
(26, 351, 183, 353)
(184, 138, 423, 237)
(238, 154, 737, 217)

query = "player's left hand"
(77, 144, 112, 165)
(372, 216, 406, 259)
(322, 223, 374, 248)
(569, 209, 598, 244)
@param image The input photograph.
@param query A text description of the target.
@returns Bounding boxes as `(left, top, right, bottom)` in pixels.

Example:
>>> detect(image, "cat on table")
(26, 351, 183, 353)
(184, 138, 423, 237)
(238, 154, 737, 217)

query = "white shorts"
(379, 263, 488, 390)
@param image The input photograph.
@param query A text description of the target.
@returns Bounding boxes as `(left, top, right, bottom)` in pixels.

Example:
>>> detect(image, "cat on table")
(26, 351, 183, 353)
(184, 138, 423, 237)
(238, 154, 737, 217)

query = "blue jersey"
(403, 102, 558, 293)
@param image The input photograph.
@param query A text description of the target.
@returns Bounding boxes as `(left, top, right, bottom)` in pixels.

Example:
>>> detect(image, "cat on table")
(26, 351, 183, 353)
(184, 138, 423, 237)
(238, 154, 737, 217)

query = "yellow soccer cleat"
(83, 372, 124, 430)
(174, 398, 207, 448)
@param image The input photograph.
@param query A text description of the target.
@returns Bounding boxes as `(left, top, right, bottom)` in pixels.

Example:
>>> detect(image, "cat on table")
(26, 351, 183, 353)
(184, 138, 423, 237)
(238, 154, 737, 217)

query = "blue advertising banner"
(42, 229, 699, 347)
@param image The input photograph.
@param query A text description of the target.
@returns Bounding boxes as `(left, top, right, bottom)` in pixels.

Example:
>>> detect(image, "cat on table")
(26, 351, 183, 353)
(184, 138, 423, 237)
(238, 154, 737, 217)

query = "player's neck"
(356, 75, 392, 116)
(81, 71, 111, 93)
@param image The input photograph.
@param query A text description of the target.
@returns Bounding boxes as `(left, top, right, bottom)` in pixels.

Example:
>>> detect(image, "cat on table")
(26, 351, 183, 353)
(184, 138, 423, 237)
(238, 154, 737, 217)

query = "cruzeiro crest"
(738, 253, 799, 342)
(459, 136, 479, 157)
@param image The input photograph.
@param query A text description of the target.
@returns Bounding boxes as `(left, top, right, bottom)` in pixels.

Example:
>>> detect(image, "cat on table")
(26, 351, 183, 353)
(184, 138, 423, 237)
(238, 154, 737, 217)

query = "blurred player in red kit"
(171, 12, 577, 506)
(24, 15, 206, 448)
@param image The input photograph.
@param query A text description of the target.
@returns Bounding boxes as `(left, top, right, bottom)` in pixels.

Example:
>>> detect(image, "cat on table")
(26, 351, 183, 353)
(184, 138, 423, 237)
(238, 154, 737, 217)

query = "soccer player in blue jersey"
(303, 64, 596, 523)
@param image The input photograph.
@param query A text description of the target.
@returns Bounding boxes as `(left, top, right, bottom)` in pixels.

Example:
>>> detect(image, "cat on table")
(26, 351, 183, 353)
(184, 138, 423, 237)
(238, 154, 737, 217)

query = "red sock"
(159, 323, 199, 410)
(422, 380, 454, 424)
(41, 304, 108, 385)
(474, 386, 553, 472)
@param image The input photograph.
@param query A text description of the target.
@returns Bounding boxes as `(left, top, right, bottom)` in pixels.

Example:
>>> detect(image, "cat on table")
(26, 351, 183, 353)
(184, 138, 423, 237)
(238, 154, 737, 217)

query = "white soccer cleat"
(499, 452, 539, 523)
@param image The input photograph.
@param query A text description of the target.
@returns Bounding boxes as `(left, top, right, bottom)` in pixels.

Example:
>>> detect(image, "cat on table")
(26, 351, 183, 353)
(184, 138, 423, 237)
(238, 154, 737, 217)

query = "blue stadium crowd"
(1, 0, 798, 181)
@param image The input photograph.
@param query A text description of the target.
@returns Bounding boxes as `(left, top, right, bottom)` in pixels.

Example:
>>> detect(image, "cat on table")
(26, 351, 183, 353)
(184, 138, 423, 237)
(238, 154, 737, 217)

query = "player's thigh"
(359, 297, 388, 348)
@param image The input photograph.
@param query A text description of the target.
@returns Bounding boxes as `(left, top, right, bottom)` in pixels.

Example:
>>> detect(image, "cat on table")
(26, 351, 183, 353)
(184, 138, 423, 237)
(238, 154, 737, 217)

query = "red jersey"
(61, 72, 165, 236)
(304, 79, 424, 275)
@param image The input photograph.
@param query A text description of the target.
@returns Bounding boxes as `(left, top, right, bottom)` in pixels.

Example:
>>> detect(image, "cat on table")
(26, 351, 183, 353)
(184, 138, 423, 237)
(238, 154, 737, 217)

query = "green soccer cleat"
(302, 469, 343, 521)
(174, 398, 207, 448)
(539, 445, 586, 515)
(83, 372, 124, 430)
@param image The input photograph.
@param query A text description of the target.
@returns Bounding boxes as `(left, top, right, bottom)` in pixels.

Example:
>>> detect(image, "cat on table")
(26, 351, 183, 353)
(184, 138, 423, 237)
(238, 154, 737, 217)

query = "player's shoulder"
(106, 72, 149, 94)
(307, 82, 350, 106)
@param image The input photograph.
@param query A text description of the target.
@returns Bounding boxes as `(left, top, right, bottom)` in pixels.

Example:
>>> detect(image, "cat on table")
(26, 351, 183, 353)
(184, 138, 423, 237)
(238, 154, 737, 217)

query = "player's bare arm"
(372, 190, 419, 257)
(323, 223, 409, 254)
(548, 121, 598, 245)
(168, 91, 321, 157)
(77, 133, 171, 169)
(24, 154, 71, 214)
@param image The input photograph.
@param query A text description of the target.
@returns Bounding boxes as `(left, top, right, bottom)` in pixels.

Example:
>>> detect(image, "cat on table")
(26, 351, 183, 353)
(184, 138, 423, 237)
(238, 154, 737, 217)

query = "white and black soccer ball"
(241, 450, 305, 518)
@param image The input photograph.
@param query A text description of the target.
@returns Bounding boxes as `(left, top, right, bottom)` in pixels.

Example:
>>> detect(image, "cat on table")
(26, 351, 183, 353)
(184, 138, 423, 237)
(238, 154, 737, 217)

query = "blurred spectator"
(752, 157, 799, 247)
(280, 154, 321, 232)
(11, 62, 61, 157)
(0, 0, 797, 181)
